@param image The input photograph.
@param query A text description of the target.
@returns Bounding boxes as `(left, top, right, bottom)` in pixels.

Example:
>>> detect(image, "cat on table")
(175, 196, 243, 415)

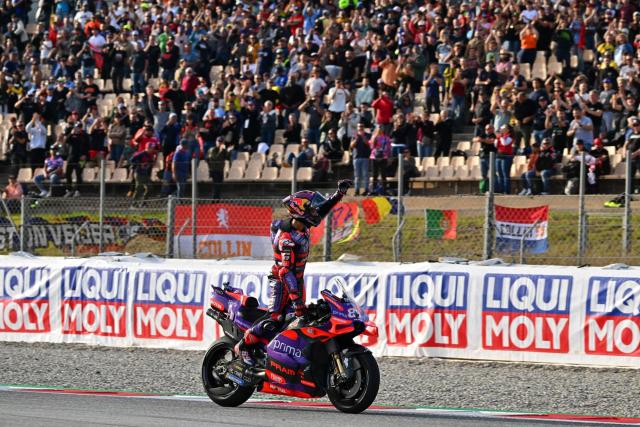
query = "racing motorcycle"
(201, 280, 379, 413)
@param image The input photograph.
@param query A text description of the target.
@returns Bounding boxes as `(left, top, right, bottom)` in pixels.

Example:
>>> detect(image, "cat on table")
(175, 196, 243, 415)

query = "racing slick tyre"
(202, 337, 254, 407)
(327, 350, 380, 414)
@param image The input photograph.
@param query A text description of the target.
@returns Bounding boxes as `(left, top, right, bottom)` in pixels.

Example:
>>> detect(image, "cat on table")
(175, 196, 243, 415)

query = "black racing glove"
(337, 179, 353, 195)
(292, 298, 307, 318)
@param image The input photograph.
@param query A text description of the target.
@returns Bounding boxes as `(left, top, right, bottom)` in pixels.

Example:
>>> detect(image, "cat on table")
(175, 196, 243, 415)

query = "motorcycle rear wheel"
(201, 337, 254, 407)
(327, 351, 380, 414)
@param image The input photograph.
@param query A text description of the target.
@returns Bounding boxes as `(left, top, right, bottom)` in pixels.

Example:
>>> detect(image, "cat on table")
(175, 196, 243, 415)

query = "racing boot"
(234, 340, 256, 367)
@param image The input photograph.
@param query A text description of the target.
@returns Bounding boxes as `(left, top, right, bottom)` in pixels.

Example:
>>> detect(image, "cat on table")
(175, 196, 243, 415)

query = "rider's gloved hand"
(337, 179, 353, 195)
(292, 298, 307, 318)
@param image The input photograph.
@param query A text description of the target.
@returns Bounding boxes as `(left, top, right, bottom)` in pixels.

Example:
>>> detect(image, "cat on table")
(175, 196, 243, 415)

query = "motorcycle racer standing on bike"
(234, 179, 352, 366)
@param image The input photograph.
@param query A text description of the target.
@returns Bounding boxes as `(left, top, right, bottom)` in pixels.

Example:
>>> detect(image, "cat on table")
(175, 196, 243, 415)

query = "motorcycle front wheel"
(327, 351, 380, 414)
(201, 337, 254, 407)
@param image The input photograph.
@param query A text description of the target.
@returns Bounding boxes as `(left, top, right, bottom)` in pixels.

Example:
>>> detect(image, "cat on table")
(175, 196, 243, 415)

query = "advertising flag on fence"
(175, 203, 273, 259)
(362, 197, 392, 224)
(495, 205, 549, 254)
(310, 202, 360, 245)
(425, 209, 457, 240)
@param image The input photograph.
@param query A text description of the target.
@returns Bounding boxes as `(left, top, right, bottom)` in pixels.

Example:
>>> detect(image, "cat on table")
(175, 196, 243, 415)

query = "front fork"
(326, 339, 351, 385)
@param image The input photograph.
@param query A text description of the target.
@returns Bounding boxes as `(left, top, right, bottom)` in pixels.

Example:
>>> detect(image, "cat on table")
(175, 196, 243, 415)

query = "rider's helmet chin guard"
(282, 190, 327, 227)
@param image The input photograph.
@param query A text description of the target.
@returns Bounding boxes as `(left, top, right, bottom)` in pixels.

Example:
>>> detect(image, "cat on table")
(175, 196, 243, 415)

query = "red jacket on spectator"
(181, 74, 199, 98)
(371, 95, 394, 125)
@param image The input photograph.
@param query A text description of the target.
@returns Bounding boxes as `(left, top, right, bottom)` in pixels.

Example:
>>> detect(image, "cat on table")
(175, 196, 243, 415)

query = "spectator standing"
(33, 148, 64, 197)
(371, 90, 394, 134)
(350, 123, 371, 196)
(532, 96, 550, 145)
(172, 139, 191, 198)
(514, 91, 537, 151)
(472, 91, 492, 137)
(130, 144, 156, 206)
(519, 142, 541, 196)
(25, 113, 47, 167)
(496, 125, 515, 194)
(434, 110, 454, 158)
(259, 101, 277, 146)
(535, 138, 559, 195)
(206, 136, 228, 200)
(369, 127, 392, 194)
(107, 115, 128, 165)
(518, 22, 539, 67)
(160, 113, 181, 163)
(474, 124, 497, 193)
(355, 77, 374, 107)
(327, 79, 349, 121)
(623, 117, 640, 192)
(64, 123, 89, 197)
(300, 96, 324, 146)
(283, 114, 302, 145)
(567, 106, 594, 151)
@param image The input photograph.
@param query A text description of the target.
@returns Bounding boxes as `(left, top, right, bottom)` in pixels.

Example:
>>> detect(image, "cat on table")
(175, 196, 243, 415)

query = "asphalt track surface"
(1, 390, 639, 427)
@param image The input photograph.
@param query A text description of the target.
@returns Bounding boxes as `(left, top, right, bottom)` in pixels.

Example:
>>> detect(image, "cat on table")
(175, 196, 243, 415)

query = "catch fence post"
(396, 156, 403, 262)
(623, 148, 632, 256)
(98, 158, 106, 253)
(483, 151, 495, 259)
(19, 195, 26, 252)
(291, 156, 298, 194)
(191, 157, 198, 259)
(323, 210, 333, 262)
(165, 195, 175, 258)
(578, 151, 586, 264)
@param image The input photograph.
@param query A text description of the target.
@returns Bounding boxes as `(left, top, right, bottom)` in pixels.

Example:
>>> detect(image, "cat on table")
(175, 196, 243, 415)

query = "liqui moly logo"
(0, 267, 50, 333)
(385, 272, 468, 348)
(218, 271, 271, 306)
(132, 270, 206, 341)
(61, 267, 128, 337)
(482, 274, 572, 353)
(585, 277, 640, 356)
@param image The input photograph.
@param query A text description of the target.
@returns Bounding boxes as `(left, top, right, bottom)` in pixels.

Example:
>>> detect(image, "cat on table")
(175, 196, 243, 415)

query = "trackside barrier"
(1, 254, 640, 367)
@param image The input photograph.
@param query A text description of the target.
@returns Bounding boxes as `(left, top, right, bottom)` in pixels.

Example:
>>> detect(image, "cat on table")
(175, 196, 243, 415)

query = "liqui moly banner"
(495, 205, 549, 254)
(3, 254, 640, 367)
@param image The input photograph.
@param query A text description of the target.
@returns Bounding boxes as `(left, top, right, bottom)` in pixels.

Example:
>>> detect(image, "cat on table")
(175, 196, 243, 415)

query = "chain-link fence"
(1, 193, 637, 266)
(0, 150, 638, 265)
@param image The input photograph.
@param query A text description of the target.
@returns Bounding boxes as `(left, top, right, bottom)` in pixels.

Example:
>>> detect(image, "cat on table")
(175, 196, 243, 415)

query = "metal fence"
(1, 153, 638, 266)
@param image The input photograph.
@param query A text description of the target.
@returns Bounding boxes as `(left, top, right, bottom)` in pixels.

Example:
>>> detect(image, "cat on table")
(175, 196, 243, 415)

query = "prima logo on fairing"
(271, 339, 302, 358)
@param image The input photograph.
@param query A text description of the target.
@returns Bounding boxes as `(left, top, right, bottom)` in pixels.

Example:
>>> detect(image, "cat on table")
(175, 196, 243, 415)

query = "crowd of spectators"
(1, 0, 640, 198)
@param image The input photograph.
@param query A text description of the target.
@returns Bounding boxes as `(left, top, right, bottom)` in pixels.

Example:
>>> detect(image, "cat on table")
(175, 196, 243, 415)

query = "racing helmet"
(282, 190, 327, 227)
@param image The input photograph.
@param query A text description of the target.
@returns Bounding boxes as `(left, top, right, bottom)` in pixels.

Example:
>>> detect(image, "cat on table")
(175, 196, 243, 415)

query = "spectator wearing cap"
(172, 139, 191, 198)
(206, 137, 228, 200)
(160, 39, 181, 81)
(34, 148, 64, 197)
(532, 96, 550, 145)
(240, 100, 261, 149)
(568, 106, 594, 151)
(590, 138, 611, 177)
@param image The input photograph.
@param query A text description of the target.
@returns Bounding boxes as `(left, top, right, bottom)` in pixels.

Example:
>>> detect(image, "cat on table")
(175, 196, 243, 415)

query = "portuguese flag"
(425, 209, 457, 240)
